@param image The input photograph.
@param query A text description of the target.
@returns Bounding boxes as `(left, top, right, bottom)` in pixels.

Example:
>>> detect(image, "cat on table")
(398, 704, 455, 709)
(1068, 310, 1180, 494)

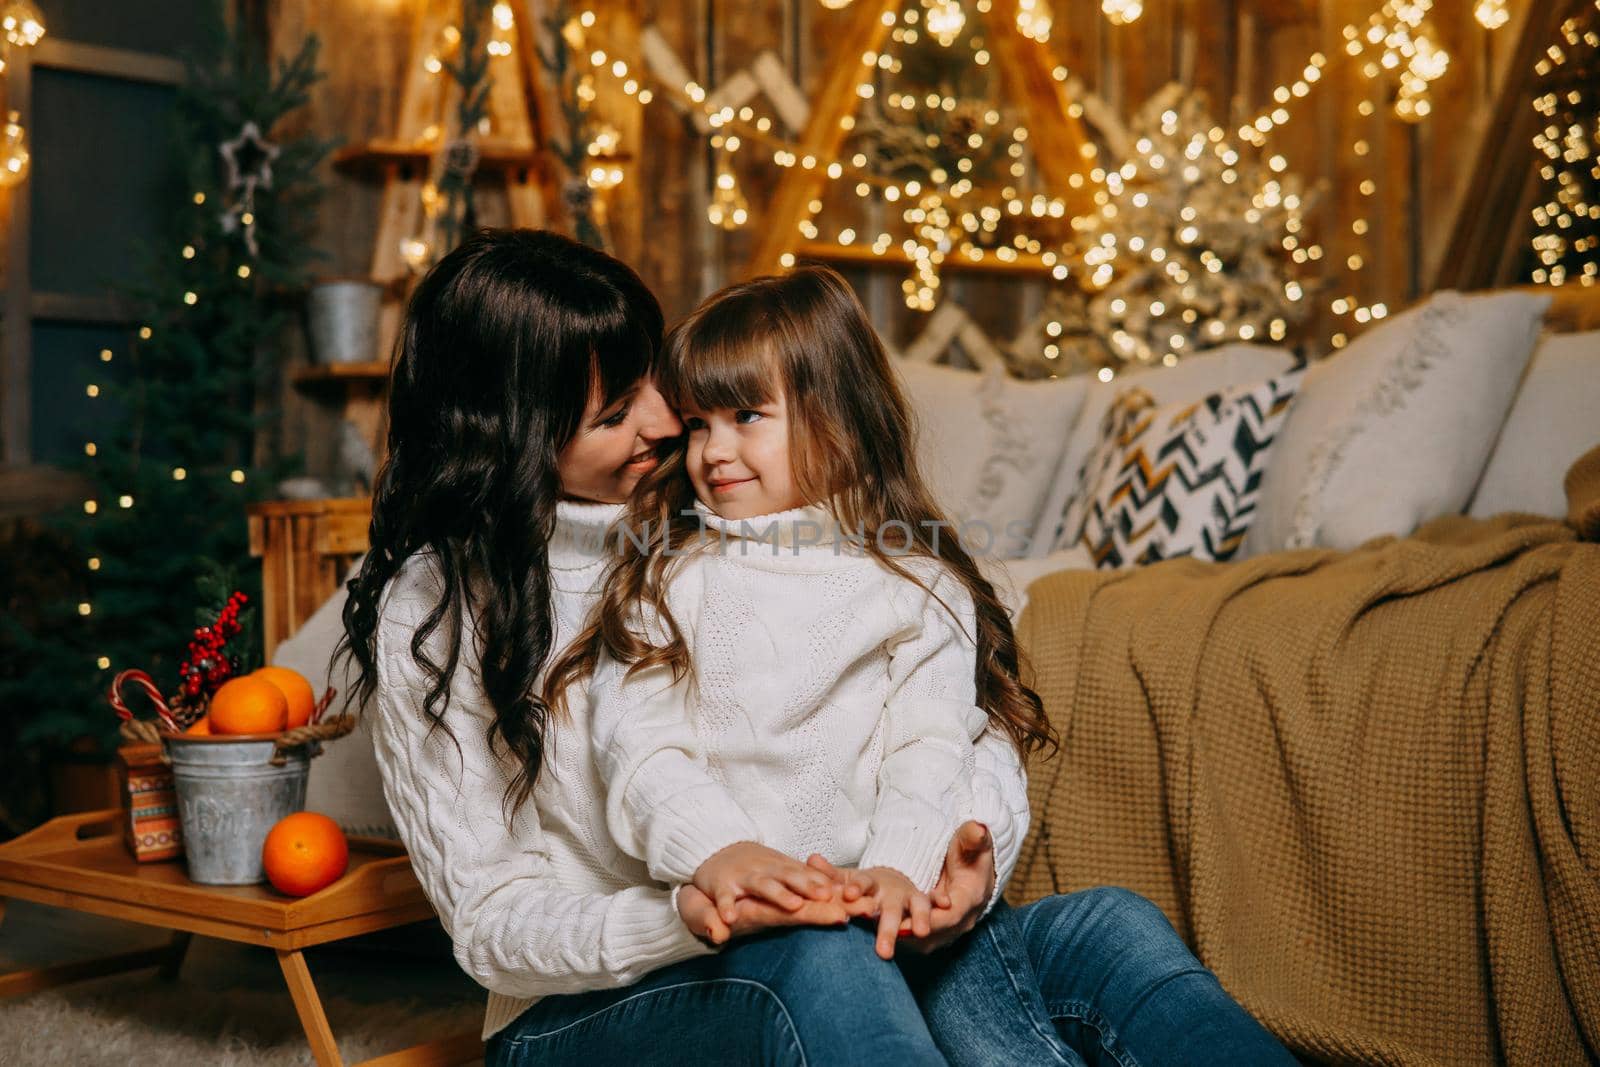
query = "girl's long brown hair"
(545, 266, 1056, 761)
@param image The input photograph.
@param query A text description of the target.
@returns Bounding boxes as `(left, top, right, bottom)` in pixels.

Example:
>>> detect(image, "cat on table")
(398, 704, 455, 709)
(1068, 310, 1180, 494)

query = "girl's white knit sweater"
(591, 500, 1007, 896)
(370, 499, 1031, 1042)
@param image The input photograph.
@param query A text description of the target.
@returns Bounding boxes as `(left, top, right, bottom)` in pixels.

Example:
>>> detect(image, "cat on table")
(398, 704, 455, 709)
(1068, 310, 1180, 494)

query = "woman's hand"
(896, 821, 996, 955)
(691, 840, 839, 931)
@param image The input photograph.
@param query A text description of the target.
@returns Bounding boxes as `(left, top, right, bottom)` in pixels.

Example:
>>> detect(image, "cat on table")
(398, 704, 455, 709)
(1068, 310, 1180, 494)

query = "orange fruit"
(252, 666, 317, 729)
(262, 812, 349, 897)
(207, 675, 288, 735)
(184, 716, 211, 735)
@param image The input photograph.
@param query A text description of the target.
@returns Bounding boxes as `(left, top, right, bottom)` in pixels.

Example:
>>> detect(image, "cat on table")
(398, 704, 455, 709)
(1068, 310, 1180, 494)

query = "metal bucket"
(306, 277, 382, 365)
(163, 734, 319, 885)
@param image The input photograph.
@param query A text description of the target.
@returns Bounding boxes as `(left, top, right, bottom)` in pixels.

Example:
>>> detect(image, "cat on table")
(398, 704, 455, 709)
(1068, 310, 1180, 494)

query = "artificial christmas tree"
(0, 21, 332, 767)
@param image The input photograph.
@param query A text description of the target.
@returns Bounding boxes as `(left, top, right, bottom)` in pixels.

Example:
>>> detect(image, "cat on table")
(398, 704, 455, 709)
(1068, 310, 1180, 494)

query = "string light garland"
(0, 0, 44, 186)
(402, 0, 497, 269)
(832, 3, 1083, 308)
(0, 0, 44, 46)
(1474, 0, 1510, 31)
(925, 1, 966, 46)
(599, 0, 1376, 342)
(1529, 2, 1600, 288)
(1237, 54, 1327, 147)
(1339, 1, 1451, 122)
(1101, 0, 1143, 27)
(1323, 89, 1379, 350)
(0, 108, 28, 185)
(1014, 0, 1052, 42)
(813, 0, 1123, 30)
(582, 0, 1531, 359)
(602, 5, 1082, 307)
(707, 134, 750, 229)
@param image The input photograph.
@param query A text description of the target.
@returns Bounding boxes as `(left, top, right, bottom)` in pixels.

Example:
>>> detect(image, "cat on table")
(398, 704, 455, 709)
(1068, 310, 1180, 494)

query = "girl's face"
(680, 390, 806, 520)
(557, 377, 683, 504)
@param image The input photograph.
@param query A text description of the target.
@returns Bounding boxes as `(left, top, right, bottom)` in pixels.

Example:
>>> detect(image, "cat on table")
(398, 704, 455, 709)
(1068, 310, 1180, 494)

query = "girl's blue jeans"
(484, 886, 1298, 1066)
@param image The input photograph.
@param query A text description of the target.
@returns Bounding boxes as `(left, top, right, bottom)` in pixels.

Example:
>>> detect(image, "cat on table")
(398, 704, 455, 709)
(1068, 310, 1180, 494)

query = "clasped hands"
(674, 821, 996, 960)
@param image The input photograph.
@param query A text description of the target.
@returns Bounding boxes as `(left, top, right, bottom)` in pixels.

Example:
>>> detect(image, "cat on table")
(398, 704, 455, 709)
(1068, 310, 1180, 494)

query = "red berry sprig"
(178, 591, 249, 699)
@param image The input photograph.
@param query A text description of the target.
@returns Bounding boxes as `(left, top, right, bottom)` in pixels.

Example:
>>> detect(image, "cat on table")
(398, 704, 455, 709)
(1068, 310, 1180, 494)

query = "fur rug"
(0, 973, 483, 1066)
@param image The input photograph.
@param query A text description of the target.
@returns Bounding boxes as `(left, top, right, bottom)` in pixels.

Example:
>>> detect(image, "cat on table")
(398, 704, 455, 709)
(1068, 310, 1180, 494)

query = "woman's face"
(557, 376, 683, 504)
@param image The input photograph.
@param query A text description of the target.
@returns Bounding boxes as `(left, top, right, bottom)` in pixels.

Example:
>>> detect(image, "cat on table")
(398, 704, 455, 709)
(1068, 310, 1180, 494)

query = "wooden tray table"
(0, 809, 483, 1066)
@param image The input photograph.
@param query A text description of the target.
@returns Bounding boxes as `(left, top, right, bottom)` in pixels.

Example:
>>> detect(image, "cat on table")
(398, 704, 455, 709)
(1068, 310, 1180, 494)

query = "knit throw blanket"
(1009, 449, 1600, 1066)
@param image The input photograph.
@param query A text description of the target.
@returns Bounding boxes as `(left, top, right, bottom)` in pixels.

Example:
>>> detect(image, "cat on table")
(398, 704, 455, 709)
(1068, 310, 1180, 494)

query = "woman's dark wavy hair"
(333, 227, 662, 817)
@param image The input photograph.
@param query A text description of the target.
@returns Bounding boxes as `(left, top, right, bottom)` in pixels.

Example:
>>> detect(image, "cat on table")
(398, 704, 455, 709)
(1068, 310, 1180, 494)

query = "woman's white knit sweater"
(370, 499, 1031, 1042)
(591, 500, 1007, 896)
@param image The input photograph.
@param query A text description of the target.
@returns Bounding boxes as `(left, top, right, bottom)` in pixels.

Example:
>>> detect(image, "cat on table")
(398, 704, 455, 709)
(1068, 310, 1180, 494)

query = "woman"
(337, 228, 1295, 1065)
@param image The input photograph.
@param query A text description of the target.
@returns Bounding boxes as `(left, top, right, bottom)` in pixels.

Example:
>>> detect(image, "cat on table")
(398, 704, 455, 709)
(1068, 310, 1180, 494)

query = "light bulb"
(1, 1, 44, 47)
(0, 111, 29, 187)
(1101, 0, 1142, 25)
(925, 1, 965, 46)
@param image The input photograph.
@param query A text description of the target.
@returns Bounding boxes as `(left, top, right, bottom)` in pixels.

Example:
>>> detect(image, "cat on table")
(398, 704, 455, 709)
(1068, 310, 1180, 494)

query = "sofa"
(267, 285, 1600, 1065)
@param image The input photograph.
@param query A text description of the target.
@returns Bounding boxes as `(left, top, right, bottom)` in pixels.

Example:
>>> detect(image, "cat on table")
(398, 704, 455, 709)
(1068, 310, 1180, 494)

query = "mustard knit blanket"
(1010, 448, 1600, 1066)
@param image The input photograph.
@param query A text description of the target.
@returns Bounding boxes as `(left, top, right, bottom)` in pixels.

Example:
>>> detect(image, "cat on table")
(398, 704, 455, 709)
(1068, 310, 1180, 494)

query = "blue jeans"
(485, 919, 944, 1065)
(903, 890, 1299, 1066)
(485, 887, 1295, 1066)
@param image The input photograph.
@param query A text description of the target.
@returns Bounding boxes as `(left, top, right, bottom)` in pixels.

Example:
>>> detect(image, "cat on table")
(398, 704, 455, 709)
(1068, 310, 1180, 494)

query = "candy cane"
(311, 686, 337, 725)
(108, 668, 181, 734)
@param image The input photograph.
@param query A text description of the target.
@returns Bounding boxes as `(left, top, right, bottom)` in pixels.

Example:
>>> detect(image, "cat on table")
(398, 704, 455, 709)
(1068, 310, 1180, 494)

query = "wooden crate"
(247, 499, 372, 662)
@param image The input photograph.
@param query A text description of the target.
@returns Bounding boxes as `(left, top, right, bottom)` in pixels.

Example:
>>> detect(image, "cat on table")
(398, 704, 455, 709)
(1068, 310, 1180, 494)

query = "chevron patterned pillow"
(1051, 368, 1305, 568)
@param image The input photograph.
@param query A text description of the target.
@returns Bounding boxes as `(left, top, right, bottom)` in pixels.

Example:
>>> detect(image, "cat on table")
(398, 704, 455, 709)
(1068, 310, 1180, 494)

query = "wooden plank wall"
(267, 0, 1544, 362)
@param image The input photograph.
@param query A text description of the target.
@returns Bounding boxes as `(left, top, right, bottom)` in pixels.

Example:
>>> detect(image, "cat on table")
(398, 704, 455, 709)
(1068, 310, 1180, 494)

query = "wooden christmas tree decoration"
(299, 0, 636, 464)
(747, 0, 1102, 281)
(334, 0, 562, 367)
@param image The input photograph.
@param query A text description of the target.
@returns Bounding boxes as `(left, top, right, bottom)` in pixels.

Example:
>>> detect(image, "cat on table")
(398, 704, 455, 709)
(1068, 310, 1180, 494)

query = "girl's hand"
(676, 883, 851, 945)
(830, 865, 938, 960)
(692, 841, 839, 926)
(803, 853, 950, 925)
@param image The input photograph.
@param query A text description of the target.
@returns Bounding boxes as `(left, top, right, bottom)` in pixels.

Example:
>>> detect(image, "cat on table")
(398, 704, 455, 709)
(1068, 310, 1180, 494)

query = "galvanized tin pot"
(306, 277, 382, 366)
(163, 733, 320, 885)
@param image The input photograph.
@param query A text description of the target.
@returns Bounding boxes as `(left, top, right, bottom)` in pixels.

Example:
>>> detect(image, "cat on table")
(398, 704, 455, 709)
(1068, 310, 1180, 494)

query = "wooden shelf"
(333, 139, 630, 174)
(334, 138, 538, 172)
(795, 241, 1062, 278)
(291, 361, 391, 388)
(247, 497, 374, 520)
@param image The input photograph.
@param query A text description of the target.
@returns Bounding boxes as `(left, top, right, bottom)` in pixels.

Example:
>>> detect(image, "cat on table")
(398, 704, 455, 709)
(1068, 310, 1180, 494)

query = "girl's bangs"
(661, 309, 779, 412)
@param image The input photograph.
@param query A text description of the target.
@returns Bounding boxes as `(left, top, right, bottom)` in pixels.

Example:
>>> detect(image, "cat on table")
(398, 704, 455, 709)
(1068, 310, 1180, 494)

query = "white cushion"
(981, 547, 1096, 622)
(272, 558, 399, 840)
(895, 360, 1088, 559)
(1246, 290, 1550, 553)
(1469, 330, 1600, 519)
(1025, 344, 1299, 558)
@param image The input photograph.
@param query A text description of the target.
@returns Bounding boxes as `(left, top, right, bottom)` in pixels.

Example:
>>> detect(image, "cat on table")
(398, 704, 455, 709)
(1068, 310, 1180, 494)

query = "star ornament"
(219, 121, 279, 197)
(218, 121, 280, 258)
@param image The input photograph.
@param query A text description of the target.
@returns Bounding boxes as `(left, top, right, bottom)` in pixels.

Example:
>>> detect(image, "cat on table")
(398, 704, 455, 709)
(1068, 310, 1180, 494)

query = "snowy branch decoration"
(1073, 83, 1323, 365)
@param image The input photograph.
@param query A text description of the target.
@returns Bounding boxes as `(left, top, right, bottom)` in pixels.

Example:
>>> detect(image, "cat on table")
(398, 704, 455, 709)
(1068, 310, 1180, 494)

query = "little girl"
(545, 265, 1055, 960)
